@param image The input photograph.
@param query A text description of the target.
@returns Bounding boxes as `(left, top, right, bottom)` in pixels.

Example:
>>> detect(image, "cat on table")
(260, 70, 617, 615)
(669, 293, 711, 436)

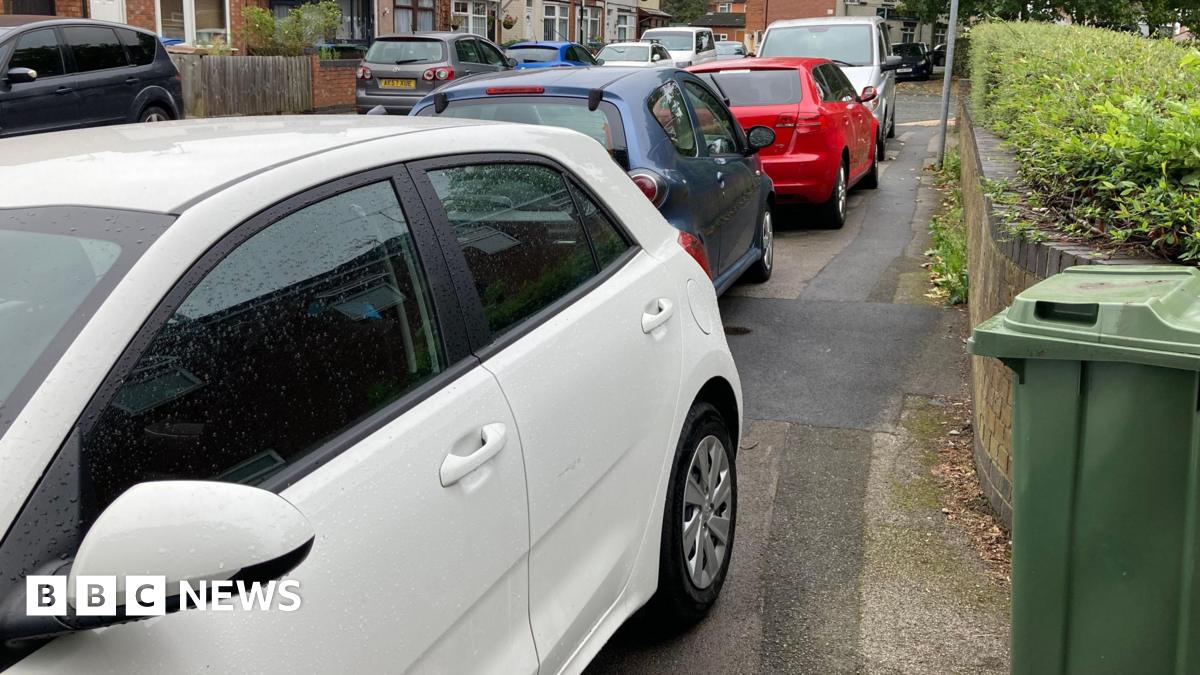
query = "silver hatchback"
(355, 32, 515, 115)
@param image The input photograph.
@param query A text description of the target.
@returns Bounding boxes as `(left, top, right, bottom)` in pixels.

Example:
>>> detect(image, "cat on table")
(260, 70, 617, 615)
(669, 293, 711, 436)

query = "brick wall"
(124, 0, 156, 31)
(53, 0, 85, 17)
(745, 0, 835, 36)
(960, 96, 1165, 528)
(311, 55, 356, 111)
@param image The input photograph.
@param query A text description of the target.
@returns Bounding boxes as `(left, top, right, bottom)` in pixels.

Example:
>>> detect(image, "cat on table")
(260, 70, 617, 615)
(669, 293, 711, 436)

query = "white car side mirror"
(69, 481, 314, 608)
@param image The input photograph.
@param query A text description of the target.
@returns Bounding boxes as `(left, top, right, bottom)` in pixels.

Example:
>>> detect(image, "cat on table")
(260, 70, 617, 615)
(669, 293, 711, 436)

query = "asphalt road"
(586, 84, 1006, 674)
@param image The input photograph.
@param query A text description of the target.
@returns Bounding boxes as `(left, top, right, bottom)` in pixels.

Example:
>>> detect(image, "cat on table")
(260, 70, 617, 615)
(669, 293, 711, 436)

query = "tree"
(662, 0, 710, 26)
(898, 0, 1200, 34)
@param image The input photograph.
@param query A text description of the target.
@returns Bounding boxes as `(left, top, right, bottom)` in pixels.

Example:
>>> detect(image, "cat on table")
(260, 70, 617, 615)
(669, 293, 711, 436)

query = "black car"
(891, 42, 932, 81)
(0, 16, 183, 138)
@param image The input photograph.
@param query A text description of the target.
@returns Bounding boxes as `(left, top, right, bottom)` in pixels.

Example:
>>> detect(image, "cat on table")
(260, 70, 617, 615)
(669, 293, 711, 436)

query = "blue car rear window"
(508, 46, 560, 63)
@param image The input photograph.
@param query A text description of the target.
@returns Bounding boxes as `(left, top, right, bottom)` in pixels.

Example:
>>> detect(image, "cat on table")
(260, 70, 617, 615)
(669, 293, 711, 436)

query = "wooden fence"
(172, 54, 314, 118)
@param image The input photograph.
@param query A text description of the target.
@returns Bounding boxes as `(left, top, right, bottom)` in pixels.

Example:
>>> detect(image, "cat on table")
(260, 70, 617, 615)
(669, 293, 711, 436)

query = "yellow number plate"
(380, 78, 416, 89)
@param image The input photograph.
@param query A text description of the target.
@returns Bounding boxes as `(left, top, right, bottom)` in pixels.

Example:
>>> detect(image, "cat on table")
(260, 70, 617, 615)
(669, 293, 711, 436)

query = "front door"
(0, 28, 80, 137)
(13, 172, 538, 673)
(681, 77, 759, 277)
(89, 0, 127, 24)
(409, 156, 685, 672)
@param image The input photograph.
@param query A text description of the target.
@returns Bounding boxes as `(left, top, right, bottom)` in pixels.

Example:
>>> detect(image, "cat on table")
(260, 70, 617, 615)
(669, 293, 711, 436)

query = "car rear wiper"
(394, 59, 425, 64)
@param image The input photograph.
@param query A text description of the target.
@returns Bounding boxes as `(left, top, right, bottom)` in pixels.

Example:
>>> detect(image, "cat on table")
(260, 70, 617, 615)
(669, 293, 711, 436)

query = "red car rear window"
(696, 70, 802, 107)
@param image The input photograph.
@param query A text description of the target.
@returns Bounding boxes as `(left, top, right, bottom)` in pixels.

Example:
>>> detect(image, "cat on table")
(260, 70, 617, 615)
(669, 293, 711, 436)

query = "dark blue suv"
(411, 67, 776, 293)
(0, 16, 183, 138)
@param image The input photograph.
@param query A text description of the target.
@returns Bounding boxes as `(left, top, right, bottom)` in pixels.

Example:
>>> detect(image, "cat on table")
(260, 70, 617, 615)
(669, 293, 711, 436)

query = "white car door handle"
(440, 423, 507, 487)
(641, 298, 675, 334)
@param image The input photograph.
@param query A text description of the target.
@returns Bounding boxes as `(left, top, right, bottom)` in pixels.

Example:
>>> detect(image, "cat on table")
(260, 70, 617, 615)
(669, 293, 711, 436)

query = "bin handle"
(1034, 301, 1099, 325)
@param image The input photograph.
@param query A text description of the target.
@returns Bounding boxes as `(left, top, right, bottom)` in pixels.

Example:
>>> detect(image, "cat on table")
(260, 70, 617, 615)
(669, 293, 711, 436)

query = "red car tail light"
(357, 64, 372, 80)
(485, 86, 545, 95)
(775, 112, 797, 128)
(677, 231, 712, 279)
(423, 67, 455, 81)
(628, 169, 667, 207)
(793, 112, 824, 134)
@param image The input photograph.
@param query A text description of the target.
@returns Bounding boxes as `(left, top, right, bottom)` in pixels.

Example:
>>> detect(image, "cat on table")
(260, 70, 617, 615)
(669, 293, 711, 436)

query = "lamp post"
(936, 0, 960, 167)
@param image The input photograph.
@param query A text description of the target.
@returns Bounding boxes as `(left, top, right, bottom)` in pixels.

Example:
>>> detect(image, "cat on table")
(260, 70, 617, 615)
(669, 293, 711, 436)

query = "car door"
(0, 28, 81, 137)
(9, 170, 538, 674)
(647, 79, 721, 272)
(59, 25, 131, 126)
(408, 155, 685, 673)
(825, 65, 870, 176)
(453, 37, 486, 76)
(652, 44, 671, 66)
(813, 64, 857, 161)
(680, 77, 759, 277)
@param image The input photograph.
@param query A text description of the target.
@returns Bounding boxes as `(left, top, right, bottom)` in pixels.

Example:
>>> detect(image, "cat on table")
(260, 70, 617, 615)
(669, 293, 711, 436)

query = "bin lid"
(968, 266, 1200, 370)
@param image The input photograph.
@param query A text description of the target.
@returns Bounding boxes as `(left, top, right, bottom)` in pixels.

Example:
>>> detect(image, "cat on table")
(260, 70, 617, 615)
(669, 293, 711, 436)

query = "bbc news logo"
(27, 576, 302, 616)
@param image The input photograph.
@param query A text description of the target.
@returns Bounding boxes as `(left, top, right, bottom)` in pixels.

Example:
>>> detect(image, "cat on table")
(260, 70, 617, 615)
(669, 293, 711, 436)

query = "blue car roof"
(508, 41, 572, 48)
(424, 67, 677, 104)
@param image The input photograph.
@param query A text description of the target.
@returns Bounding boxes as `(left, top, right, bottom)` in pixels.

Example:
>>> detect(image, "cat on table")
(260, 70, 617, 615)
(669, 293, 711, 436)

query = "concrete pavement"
(586, 85, 1009, 674)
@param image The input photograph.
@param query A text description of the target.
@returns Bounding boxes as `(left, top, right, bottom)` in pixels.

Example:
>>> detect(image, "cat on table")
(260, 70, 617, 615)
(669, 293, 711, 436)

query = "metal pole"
(936, 0, 960, 167)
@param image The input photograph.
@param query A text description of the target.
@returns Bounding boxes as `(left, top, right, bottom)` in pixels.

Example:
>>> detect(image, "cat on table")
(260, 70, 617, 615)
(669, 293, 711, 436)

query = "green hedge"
(970, 22, 1200, 260)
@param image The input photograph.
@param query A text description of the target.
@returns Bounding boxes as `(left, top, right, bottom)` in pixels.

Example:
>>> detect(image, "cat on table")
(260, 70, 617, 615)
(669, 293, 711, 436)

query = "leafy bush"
(244, 0, 341, 56)
(970, 22, 1200, 260)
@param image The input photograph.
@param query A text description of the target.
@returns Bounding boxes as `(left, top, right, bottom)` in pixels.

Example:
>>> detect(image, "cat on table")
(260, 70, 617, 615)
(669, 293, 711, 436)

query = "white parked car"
(0, 117, 742, 673)
(641, 26, 717, 67)
(597, 41, 674, 67)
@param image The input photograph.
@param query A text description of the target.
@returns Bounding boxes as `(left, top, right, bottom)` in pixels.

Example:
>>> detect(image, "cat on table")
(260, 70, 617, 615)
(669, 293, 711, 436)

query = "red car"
(689, 57, 879, 228)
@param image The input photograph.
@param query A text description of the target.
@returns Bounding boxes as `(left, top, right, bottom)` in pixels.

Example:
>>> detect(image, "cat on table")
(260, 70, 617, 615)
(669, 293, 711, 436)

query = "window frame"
(74, 165, 472, 497)
(406, 152, 639, 357)
(680, 75, 746, 158)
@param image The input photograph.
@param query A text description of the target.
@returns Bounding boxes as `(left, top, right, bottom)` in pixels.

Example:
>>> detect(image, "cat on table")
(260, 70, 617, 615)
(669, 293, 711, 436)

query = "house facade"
(0, 0, 663, 55)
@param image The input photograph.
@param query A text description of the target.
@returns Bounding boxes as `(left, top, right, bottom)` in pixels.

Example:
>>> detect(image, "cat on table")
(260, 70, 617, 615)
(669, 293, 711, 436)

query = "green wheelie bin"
(968, 265, 1200, 674)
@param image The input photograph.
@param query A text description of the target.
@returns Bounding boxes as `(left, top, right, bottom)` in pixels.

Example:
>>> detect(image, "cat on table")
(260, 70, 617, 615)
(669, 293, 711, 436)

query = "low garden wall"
(960, 99, 1163, 528)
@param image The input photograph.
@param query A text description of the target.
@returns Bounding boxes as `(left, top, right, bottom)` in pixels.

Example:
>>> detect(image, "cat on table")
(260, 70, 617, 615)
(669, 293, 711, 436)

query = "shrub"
(244, 0, 342, 56)
(969, 22, 1200, 260)
(928, 148, 969, 305)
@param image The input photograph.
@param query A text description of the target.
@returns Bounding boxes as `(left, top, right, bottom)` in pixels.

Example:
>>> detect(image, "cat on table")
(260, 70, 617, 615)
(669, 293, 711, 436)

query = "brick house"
(691, 7, 745, 42)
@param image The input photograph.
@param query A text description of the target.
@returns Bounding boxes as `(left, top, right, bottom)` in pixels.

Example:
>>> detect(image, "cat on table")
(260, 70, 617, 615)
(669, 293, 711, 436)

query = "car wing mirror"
(745, 125, 776, 155)
(859, 85, 878, 103)
(5, 67, 38, 84)
(881, 54, 903, 71)
(505, 57, 518, 68)
(0, 481, 313, 641)
(596, 58, 605, 65)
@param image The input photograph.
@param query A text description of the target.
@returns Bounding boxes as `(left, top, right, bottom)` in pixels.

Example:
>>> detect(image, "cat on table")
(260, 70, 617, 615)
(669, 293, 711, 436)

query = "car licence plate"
(380, 78, 416, 89)
(898, 68, 912, 73)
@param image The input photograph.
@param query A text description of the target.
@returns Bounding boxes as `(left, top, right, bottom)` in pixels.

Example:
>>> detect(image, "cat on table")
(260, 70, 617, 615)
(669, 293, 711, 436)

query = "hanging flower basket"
(501, 15, 516, 29)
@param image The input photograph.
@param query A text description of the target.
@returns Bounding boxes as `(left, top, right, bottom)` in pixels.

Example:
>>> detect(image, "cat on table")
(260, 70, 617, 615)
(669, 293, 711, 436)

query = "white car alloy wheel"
(682, 434, 733, 589)
(761, 210, 774, 273)
(835, 164, 847, 220)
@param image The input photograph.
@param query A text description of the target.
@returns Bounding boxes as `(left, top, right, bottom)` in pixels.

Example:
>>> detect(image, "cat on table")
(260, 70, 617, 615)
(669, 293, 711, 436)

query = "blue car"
(505, 41, 599, 69)
(410, 67, 777, 293)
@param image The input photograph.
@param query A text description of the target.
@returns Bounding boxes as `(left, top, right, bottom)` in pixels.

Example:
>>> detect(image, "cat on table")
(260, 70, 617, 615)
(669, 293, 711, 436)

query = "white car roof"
(604, 41, 652, 48)
(0, 116, 494, 213)
(767, 16, 882, 28)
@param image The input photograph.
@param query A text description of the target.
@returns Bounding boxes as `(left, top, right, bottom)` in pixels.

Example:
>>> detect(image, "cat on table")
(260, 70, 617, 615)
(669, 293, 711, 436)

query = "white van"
(640, 27, 717, 67)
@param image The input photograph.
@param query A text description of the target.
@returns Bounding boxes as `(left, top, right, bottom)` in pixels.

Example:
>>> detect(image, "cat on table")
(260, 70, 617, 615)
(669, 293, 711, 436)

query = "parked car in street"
(715, 40, 748, 60)
(891, 42, 932, 80)
(596, 41, 673, 67)
(0, 16, 182, 138)
(355, 32, 514, 114)
(505, 40, 598, 68)
(641, 26, 717, 67)
(0, 115, 742, 674)
(411, 67, 777, 293)
(690, 57, 878, 228)
(932, 42, 946, 67)
(757, 16, 902, 159)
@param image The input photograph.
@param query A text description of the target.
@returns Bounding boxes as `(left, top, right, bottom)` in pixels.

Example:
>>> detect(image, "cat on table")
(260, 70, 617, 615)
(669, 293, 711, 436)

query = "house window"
(579, 5, 600, 43)
(156, 0, 228, 46)
(615, 12, 632, 41)
(396, 0, 435, 32)
(934, 24, 947, 45)
(543, 3, 568, 40)
(901, 22, 915, 43)
(717, 32, 727, 40)
(717, 2, 731, 11)
(453, 0, 488, 35)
